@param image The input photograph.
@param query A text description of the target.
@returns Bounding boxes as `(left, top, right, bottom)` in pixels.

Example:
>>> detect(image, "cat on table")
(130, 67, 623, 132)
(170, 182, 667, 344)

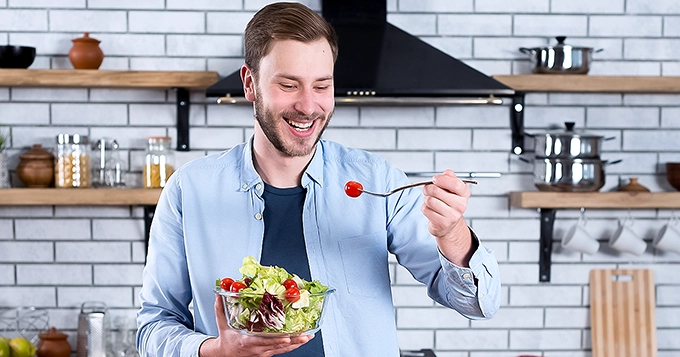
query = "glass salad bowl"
(214, 288, 335, 337)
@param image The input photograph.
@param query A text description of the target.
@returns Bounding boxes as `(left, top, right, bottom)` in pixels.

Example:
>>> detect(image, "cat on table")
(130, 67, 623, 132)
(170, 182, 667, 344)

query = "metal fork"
(359, 179, 478, 197)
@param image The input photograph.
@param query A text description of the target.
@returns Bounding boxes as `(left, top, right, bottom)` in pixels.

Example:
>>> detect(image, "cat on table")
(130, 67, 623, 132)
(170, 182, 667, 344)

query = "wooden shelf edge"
(0, 69, 219, 89)
(0, 188, 162, 205)
(492, 75, 680, 93)
(510, 191, 680, 209)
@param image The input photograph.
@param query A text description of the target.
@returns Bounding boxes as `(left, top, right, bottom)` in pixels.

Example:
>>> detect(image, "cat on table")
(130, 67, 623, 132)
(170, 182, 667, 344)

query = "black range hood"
(205, 0, 514, 104)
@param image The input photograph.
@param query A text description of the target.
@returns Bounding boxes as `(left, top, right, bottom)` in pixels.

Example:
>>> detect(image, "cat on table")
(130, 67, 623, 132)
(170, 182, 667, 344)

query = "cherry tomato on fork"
(344, 181, 363, 198)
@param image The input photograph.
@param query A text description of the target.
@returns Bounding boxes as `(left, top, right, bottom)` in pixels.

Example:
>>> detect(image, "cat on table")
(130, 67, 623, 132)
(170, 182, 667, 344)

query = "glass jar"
(55, 134, 91, 188)
(92, 138, 125, 187)
(143, 136, 174, 188)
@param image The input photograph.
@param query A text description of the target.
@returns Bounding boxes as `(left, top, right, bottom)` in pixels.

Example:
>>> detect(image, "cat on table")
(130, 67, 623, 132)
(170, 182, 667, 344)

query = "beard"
(254, 91, 333, 157)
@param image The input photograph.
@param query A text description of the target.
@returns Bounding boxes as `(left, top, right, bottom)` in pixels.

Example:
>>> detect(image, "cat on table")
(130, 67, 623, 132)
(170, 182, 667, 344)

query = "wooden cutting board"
(590, 269, 657, 357)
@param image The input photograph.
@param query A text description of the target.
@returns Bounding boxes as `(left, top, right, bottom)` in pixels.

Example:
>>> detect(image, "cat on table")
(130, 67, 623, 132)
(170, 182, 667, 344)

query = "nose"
(293, 88, 317, 116)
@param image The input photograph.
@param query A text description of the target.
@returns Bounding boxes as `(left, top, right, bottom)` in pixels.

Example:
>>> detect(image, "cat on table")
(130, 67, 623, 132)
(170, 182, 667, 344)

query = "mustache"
(281, 111, 324, 121)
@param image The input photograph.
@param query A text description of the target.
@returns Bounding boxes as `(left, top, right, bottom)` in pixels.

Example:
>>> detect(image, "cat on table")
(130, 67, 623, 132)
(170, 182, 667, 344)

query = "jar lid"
(20, 144, 54, 160)
(57, 133, 89, 145)
(72, 32, 101, 44)
(39, 327, 68, 340)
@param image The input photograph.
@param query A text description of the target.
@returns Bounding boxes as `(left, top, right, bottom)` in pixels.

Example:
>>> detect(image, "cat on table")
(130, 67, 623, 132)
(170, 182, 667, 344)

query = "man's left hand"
(421, 169, 474, 267)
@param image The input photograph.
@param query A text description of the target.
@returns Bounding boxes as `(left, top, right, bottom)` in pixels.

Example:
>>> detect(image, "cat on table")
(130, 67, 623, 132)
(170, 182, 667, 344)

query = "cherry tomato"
(282, 278, 297, 290)
(344, 181, 363, 198)
(230, 281, 247, 292)
(285, 287, 300, 302)
(219, 277, 234, 291)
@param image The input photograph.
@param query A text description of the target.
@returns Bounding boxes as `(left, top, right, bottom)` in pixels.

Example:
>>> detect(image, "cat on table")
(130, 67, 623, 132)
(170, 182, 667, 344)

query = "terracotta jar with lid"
(68, 32, 104, 69)
(37, 327, 71, 357)
(16, 144, 54, 187)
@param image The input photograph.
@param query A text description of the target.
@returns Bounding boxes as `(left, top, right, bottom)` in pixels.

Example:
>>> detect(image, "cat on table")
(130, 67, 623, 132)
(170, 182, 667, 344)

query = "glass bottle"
(55, 134, 91, 188)
(143, 136, 174, 188)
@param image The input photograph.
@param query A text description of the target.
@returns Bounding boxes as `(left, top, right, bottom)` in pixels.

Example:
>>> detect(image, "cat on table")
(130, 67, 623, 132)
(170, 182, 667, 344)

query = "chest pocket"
(338, 233, 390, 298)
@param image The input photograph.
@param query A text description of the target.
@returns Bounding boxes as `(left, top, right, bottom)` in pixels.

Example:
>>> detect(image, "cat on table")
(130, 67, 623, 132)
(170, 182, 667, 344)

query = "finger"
(429, 170, 471, 197)
(213, 294, 229, 331)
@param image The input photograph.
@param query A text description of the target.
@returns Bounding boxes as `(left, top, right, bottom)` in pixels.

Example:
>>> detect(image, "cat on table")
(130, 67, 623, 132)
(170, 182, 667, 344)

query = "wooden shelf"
(510, 191, 680, 209)
(0, 69, 219, 89)
(0, 188, 162, 205)
(492, 75, 680, 93)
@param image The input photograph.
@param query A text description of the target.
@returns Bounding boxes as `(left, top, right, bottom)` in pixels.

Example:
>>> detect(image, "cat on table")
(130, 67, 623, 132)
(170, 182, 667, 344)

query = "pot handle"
(593, 48, 604, 53)
(604, 136, 616, 141)
(605, 159, 623, 166)
(519, 47, 535, 55)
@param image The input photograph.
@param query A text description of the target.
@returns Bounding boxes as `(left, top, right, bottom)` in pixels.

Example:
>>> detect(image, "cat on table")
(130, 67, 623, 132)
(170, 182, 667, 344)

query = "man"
(136, 2, 500, 357)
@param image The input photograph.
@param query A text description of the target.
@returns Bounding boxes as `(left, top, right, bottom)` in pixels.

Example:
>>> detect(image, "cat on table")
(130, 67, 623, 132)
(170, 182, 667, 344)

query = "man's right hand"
(198, 294, 313, 357)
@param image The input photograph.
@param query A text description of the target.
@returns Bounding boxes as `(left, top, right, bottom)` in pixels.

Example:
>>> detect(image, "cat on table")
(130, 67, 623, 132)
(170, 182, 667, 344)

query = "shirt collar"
(239, 136, 325, 191)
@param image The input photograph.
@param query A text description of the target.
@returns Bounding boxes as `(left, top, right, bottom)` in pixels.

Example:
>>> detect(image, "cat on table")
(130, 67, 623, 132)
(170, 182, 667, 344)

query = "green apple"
(0, 338, 10, 357)
(9, 337, 35, 357)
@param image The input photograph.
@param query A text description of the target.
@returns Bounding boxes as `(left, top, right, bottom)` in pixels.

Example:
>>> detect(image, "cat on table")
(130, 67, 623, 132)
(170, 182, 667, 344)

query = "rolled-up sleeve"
(437, 228, 501, 319)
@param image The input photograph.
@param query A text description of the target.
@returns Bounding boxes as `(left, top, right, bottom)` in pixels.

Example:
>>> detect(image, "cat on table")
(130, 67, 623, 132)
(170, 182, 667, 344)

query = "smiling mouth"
(285, 118, 314, 132)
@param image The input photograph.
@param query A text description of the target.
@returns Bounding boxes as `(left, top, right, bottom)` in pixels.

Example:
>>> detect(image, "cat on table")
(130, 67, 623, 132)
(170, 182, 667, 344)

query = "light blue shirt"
(136, 138, 500, 357)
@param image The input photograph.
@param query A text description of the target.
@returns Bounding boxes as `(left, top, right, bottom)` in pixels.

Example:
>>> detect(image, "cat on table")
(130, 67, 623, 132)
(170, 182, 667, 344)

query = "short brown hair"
(244, 2, 338, 76)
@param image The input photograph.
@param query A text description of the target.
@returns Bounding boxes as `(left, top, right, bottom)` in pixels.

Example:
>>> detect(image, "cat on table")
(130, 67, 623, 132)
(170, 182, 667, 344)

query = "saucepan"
(520, 36, 603, 74)
(534, 157, 622, 192)
(528, 122, 615, 159)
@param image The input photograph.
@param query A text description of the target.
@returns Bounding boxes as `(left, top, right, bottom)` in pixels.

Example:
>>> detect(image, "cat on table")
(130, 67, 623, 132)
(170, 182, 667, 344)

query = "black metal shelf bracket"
(539, 208, 556, 282)
(143, 205, 156, 258)
(510, 92, 526, 155)
(176, 87, 190, 151)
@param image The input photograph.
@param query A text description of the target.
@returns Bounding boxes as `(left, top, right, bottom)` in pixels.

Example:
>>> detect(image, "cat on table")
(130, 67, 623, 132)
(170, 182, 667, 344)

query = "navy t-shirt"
(260, 183, 324, 357)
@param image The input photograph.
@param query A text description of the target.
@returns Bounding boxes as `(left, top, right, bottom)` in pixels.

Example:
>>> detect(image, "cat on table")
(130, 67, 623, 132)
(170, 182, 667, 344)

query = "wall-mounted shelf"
(0, 69, 219, 151)
(0, 69, 218, 88)
(509, 191, 680, 283)
(0, 188, 162, 257)
(491, 75, 680, 155)
(510, 191, 680, 209)
(0, 188, 161, 205)
(492, 75, 680, 93)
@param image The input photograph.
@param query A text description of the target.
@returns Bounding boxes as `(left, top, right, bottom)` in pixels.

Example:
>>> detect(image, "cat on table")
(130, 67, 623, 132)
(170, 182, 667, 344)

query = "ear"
(240, 64, 256, 102)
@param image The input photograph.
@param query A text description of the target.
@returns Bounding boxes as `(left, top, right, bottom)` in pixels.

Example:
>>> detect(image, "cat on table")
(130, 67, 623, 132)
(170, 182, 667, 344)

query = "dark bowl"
(667, 162, 680, 191)
(0, 45, 36, 69)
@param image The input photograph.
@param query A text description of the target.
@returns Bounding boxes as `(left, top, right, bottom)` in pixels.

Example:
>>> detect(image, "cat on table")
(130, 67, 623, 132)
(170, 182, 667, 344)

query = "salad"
(215, 256, 332, 334)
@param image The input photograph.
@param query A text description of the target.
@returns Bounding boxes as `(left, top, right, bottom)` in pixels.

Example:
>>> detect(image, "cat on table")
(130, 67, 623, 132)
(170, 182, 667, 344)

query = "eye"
(279, 83, 296, 90)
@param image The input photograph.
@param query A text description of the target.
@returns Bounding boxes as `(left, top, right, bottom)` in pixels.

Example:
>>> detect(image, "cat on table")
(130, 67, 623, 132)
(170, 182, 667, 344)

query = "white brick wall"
(0, 0, 678, 356)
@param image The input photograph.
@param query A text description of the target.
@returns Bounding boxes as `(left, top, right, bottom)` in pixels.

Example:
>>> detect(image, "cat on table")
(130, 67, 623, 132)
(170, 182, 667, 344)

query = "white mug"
(653, 217, 680, 254)
(562, 216, 599, 254)
(609, 217, 646, 255)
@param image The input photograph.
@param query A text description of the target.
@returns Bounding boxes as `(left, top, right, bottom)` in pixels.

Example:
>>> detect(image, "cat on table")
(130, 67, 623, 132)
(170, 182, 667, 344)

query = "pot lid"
(543, 122, 605, 139)
(39, 327, 68, 340)
(531, 36, 593, 51)
(20, 144, 54, 160)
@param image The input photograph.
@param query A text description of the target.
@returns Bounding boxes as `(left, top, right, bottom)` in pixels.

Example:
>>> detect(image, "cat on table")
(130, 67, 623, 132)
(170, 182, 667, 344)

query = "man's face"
(250, 39, 335, 157)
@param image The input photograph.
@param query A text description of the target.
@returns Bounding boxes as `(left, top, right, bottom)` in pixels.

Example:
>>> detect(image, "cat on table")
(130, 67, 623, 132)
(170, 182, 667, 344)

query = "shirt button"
(255, 183, 262, 190)
(255, 213, 262, 220)
(462, 273, 471, 279)
(242, 184, 248, 189)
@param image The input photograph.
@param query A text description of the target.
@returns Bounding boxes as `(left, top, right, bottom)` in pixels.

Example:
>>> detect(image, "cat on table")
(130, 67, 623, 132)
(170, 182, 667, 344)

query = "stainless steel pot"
(530, 122, 614, 159)
(520, 36, 603, 74)
(534, 158, 620, 192)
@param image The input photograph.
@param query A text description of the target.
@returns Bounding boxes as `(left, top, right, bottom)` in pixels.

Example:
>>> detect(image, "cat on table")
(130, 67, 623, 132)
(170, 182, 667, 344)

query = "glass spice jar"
(55, 134, 91, 188)
(143, 136, 174, 188)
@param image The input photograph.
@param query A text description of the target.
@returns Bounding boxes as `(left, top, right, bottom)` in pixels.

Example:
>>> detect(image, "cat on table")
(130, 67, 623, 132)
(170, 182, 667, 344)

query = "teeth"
(286, 119, 313, 131)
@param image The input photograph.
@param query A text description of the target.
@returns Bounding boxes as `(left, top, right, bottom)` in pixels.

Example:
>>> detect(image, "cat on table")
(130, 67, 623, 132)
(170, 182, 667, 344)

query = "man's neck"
(252, 136, 314, 188)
